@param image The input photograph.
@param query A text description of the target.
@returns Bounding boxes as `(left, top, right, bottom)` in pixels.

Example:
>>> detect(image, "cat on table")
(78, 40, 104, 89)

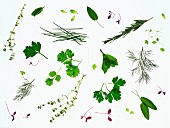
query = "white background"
(0, 0, 170, 128)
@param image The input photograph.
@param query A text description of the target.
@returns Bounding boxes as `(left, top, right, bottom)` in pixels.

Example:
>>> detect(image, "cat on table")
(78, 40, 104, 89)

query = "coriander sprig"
(3, 4, 26, 60)
(127, 48, 158, 84)
(38, 74, 86, 123)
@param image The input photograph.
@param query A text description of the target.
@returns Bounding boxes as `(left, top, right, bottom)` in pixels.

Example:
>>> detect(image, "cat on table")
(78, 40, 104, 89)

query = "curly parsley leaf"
(23, 41, 48, 59)
(100, 49, 118, 74)
(66, 65, 80, 78)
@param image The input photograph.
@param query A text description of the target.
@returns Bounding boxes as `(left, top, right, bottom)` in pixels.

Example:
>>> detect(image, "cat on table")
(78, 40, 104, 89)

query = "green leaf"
(145, 40, 149, 44)
(112, 76, 126, 86)
(57, 51, 68, 63)
(71, 15, 75, 21)
(66, 49, 74, 58)
(107, 89, 121, 102)
(112, 76, 118, 83)
(31, 6, 45, 17)
(66, 65, 80, 78)
(20, 71, 25, 75)
(156, 38, 159, 41)
(160, 48, 165, 52)
(130, 111, 134, 114)
(70, 9, 78, 14)
(140, 97, 157, 110)
(63, 60, 72, 65)
(102, 53, 118, 74)
(162, 13, 166, 19)
(45, 78, 53, 86)
(87, 6, 98, 21)
(23, 41, 41, 59)
(55, 75, 61, 82)
(61, 10, 67, 13)
(140, 103, 149, 120)
(92, 64, 97, 70)
(152, 41, 157, 44)
(93, 91, 104, 103)
(49, 71, 56, 77)
(126, 108, 129, 112)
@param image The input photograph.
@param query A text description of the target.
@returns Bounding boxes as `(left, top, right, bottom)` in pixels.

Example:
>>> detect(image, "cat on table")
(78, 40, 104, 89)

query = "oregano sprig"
(38, 74, 86, 123)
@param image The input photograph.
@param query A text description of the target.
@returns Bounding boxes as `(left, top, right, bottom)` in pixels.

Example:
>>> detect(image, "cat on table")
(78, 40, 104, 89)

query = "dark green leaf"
(31, 6, 45, 17)
(87, 6, 98, 21)
(71, 15, 75, 21)
(66, 65, 80, 78)
(140, 103, 149, 120)
(152, 41, 157, 44)
(107, 89, 121, 103)
(145, 40, 149, 44)
(102, 53, 118, 74)
(160, 48, 165, 52)
(112, 76, 118, 83)
(66, 49, 74, 58)
(70, 9, 78, 14)
(156, 38, 159, 41)
(93, 91, 104, 103)
(63, 60, 72, 65)
(116, 78, 126, 86)
(140, 97, 157, 110)
(55, 75, 61, 82)
(57, 51, 68, 63)
(49, 71, 56, 77)
(45, 78, 53, 86)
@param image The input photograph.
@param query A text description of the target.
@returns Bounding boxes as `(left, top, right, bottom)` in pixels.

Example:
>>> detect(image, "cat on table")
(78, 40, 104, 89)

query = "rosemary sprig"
(38, 74, 86, 123)
(127, 47, 158, 84)
(40, 23, 88, 45)
(103, 17, 153, 44)
(13, 77, 35, 101)
(3, 4, 26, 60)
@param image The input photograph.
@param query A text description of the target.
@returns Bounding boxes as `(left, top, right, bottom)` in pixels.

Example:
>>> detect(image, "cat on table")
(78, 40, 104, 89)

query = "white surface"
(0, 0, 170, 128)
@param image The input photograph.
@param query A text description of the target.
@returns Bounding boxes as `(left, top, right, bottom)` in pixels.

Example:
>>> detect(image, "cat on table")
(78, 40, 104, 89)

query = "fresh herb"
(70, 9, 78, 14)
(23, 41, 48, 59)
(157, 86, 166, 95)
(31, 6, 44, 17)
(162, 13, 166, 19)
(127, 48, 158, 84)
(93, 76, 126, 103)
(103, 17, 153, 44)
(41, 23, 88, 45)
(45, 67, 62, 86)
(20, 71, 25, 75)
(95, 109, 112, 122)
(3, 4, 26, 60)
(5, 101, 16, 121)
(87, 6, 104, 28)
(71, 15, 76, 21)
(126, 108, 134, 114)
(132, 91, 157, 120)
(60, 10, 67, 13)
(92, 64, 97, 70)
(29, 60, 39, 66)
(38, 74, 86, 123)
(100, 49, 118, 74)
(13, 78, 35, 101)
(81, 106, 94, 122)
(57, 49, 81, 78)
(60, 9, 78, 21)
(160, 48, 165, 52)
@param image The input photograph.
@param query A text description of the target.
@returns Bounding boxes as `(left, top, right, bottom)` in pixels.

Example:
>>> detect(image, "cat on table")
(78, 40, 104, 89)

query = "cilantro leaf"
(66, 65, 80, 78)
(112, 76, 126, 86)
(100, 49, 118, 74)
(66, 49, 74, 58)
(45, 78, 53, 86)
(93, 91, 104, 103)
(55, 75, 61, 82)
(57, 51, 68, 62)
(49, 71, 56, 77)
(23, 41, 48, 59)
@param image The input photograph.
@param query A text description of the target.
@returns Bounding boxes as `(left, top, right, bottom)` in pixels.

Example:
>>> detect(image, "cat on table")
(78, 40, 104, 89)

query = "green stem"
(131, 90, 141, 99)
(97, 20, 104, 28)
(39, 52, 48, 59)
(104, 83, 110, 92)
(57, 67, 62, 74)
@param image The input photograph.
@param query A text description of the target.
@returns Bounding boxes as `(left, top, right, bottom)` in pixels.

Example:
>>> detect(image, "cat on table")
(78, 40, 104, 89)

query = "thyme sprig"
(127, 47, 158, 84)
(40, 23, 88, 45)
(103, 17, 153, 44)
(38, 74, 86, 123)
(3, 4, 26, 60)
(13, 77, 35, 101)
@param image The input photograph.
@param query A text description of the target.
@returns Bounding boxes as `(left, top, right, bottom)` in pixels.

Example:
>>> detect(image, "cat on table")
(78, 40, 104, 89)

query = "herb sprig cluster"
(93, 76, 126, 103)
(38, 74, 86, 123)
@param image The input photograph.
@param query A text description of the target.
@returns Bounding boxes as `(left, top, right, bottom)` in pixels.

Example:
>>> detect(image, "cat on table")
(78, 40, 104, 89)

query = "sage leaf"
(70, 9, 78, 14)
(87, 6, 98, 21)
(140, 103, 149, 120)
(140, 97, 157, 110)
(31, 6, 45, 17)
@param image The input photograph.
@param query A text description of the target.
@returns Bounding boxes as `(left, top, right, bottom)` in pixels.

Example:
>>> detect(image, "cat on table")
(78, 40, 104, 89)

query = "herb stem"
(97, 20, 104, 28)
(95, 112, 108, 114)
(57, 67, 62, 74)
(83, 106, 94, 116)
(131, 91, 140, 99)
(100, 49, 104, 54)
(39, 52, 48, 59)
(104, 83, 110, 92)
(5, 101, 12, 116)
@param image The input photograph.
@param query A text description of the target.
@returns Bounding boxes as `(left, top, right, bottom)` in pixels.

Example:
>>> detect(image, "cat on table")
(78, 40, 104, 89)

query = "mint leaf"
(45, 78, 53, 86)
(55, 75, 61, 82)
(57, 51, 68, 62)
(66, 65, 80, 78)
(93, 91, 104, 103)
(49, 71, 56, 77)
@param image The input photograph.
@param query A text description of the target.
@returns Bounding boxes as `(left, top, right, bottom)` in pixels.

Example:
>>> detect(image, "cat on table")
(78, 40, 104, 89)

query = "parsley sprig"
(57, 49, 81, 78)
(93, 76, 126, 103)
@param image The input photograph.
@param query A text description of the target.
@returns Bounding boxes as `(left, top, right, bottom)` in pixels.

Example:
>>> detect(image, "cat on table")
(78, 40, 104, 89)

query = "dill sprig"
(127, 47, 158, 84)
(13, 77, 35, 101)
(103, 17, 153, 44)
(3, 4, 26, 60)
(40, 23, 88, 45)
(38, 74, 86, 123)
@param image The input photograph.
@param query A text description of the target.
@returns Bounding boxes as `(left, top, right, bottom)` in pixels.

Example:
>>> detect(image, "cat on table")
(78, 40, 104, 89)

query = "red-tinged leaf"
(158, 91, 162, 94)
(163, 92, 166, 95)
(108, 116, 112, 121)
(108, 15, 111, 19)
(108, 109, 111, 114)
(13, 111, 16, 115)
(85, 116, 92, 122)
(81, 115, 84, 119)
